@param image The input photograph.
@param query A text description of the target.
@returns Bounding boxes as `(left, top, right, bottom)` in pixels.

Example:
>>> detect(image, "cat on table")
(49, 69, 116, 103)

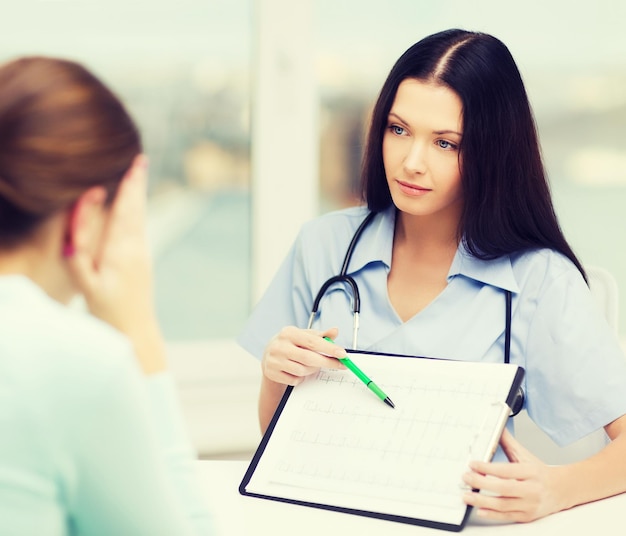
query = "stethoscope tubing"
(306, 211, 375, 350)
(305, 210, 522, 415)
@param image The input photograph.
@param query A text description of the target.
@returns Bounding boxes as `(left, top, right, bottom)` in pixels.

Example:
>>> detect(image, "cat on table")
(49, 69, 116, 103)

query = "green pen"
(324, 337, 395, 408)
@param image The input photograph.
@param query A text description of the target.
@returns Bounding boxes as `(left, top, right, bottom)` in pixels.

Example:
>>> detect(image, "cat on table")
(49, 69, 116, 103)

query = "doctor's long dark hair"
(361, 29, 586, 281)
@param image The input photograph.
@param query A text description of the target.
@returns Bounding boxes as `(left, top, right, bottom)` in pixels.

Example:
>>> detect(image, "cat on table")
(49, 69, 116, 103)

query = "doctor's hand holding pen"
(259, 326, 347, 432)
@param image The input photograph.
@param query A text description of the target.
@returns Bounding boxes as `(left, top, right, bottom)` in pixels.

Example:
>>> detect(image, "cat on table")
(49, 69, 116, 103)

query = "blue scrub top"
(238, 206, 626, 447)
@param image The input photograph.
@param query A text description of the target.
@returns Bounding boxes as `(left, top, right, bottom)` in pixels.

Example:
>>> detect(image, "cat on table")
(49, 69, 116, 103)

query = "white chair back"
(514, 265, 618, 465)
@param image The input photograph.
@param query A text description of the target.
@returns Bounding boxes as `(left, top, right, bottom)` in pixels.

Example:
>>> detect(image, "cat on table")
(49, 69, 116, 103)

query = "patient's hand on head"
(67, 155, 166, 374)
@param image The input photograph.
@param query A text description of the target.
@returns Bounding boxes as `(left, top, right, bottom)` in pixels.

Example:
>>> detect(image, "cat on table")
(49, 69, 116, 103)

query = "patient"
(0, 57, 212, 535)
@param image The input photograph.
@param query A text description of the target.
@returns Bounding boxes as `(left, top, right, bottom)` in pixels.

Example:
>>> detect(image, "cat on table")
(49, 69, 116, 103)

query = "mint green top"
(0, 275, 212, 535)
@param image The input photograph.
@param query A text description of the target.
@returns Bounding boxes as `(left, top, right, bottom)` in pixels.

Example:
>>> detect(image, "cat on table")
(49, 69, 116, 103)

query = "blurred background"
(3, 0, 625, 458)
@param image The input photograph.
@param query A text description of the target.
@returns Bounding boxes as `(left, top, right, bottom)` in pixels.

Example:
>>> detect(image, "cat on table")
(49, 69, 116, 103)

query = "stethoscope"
(306, 210, 524, 417)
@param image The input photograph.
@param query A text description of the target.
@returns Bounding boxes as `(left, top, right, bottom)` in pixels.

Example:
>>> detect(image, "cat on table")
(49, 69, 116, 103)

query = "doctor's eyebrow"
(433, 129, 462, 136)
(387, 112, 409, 126)
(387, 113, 462, 137)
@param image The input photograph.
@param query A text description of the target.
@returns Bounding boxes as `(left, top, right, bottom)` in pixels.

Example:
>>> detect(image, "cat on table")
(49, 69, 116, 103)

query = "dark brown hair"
(361, 29, 586, 280)
(0, 56, 141, 247)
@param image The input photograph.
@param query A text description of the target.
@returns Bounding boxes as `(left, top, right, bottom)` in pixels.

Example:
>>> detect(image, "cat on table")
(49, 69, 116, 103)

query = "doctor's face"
(383, 78, 463, 223)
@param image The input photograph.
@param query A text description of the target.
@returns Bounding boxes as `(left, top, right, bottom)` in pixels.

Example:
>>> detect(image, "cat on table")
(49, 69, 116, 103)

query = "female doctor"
(237, 29, 626, 523)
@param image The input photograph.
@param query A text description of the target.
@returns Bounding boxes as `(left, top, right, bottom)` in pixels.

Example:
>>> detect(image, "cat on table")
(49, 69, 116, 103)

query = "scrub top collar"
(346, 206, 520, 295)
(346, 206, 395, 272)
(449, 246, 520, 294)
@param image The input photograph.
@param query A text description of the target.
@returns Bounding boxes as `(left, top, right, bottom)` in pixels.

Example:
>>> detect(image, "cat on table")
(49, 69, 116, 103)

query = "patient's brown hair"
(0, 57, 141, 248)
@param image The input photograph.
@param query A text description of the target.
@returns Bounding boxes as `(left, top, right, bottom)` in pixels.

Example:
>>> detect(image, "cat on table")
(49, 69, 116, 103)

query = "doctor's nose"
(403, 141, 427, 174)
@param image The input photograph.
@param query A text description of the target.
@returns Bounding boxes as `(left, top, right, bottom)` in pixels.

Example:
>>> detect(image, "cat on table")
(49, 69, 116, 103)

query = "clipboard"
(240, 350, 525, 532)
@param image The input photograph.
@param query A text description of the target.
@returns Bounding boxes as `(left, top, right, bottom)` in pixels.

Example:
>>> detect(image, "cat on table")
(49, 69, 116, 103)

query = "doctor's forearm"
(556, 419, 626, 510)
(258, 376, 287, 434)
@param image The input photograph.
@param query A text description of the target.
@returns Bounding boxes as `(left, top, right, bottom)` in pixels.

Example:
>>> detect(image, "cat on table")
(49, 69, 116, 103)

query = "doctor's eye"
(387, 124, 407, 136)
(436, 139, 458, 151)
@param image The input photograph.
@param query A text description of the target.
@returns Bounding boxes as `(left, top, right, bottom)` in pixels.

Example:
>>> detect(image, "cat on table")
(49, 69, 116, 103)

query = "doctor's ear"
(63, 186, 108, 258)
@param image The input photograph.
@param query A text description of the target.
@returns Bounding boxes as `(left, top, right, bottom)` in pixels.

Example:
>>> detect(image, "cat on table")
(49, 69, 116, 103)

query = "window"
(4, 0, 253, 341)
(4, 1, 258, 457)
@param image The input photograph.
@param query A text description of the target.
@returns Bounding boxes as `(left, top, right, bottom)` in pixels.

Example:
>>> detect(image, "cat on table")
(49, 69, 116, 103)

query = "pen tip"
(384, 397, 395, 409)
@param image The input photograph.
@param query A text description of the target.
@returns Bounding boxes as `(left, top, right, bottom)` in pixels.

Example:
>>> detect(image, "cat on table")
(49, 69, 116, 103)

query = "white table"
(197, 460, 624, 535)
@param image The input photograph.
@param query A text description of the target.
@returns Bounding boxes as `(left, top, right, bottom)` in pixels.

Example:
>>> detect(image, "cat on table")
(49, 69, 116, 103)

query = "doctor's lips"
(396, 179, 431, 196)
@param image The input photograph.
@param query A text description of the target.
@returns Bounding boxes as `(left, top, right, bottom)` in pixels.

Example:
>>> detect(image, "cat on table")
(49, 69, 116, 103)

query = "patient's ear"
(63, 186, 108, 258)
